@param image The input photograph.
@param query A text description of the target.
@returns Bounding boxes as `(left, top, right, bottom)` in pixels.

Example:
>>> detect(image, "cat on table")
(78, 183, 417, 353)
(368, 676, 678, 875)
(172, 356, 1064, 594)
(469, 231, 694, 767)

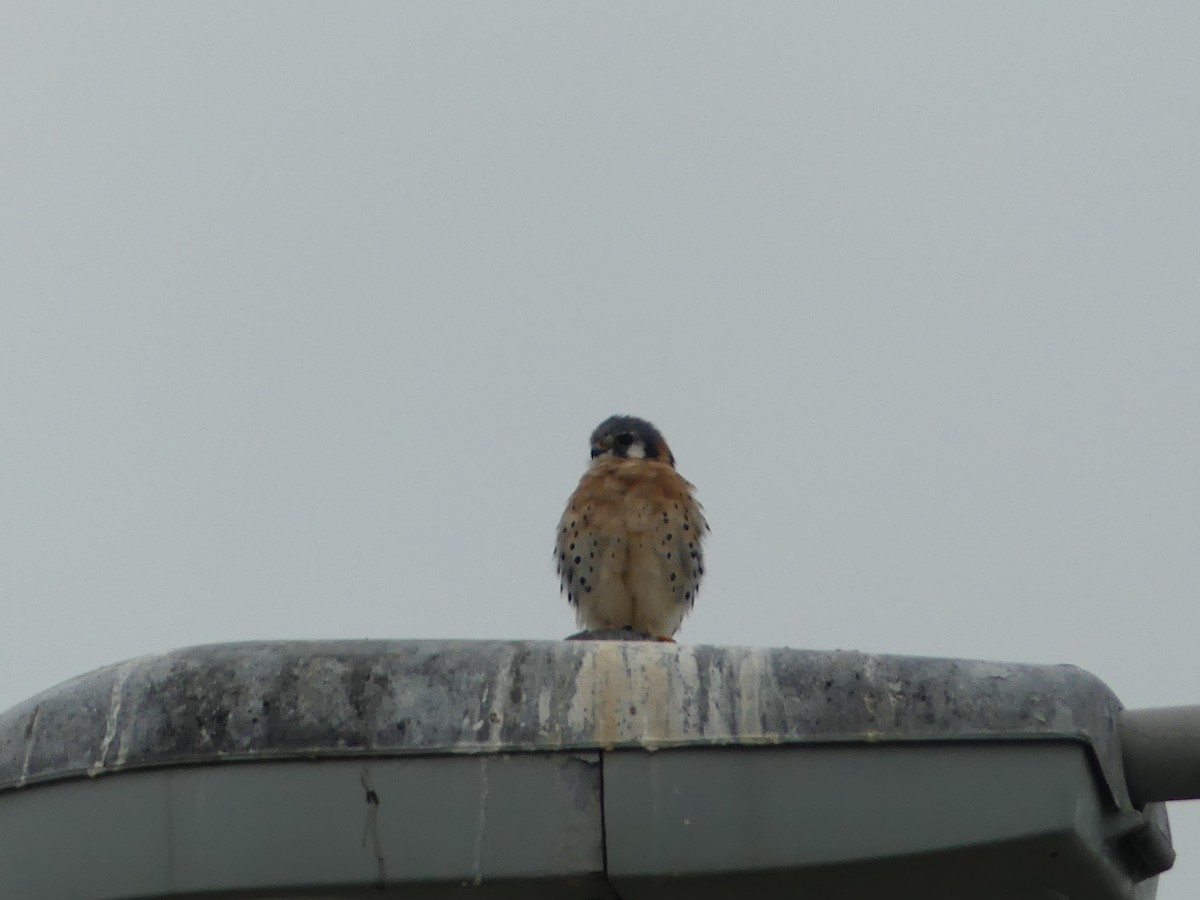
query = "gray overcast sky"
(3, 2, 1199, 893)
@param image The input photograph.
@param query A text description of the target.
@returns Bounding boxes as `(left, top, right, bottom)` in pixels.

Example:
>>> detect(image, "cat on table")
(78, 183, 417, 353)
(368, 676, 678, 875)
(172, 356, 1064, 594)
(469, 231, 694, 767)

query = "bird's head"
(589, 415, 675, 467)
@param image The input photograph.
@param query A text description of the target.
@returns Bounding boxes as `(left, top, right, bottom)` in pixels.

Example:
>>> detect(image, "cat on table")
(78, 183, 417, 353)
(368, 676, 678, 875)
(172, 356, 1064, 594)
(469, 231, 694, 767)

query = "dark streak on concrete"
(360, 768, 385, 888)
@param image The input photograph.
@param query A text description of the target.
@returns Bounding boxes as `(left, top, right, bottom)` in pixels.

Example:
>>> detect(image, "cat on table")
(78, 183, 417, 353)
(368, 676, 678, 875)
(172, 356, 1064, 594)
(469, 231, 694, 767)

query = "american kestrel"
(556, 415, 709, 640)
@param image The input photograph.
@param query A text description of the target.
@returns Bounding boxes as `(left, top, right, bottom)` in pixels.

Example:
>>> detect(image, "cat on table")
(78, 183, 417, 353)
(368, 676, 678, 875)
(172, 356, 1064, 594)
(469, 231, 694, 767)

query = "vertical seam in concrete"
(471, 756, 489, 885)
(164, 768, 176, 893)
(598, 749, 616, 896)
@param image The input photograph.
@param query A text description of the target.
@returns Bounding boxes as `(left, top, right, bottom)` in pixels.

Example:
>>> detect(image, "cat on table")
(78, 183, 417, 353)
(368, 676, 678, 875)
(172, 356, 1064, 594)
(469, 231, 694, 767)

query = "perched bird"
(556, 415, 708, 640)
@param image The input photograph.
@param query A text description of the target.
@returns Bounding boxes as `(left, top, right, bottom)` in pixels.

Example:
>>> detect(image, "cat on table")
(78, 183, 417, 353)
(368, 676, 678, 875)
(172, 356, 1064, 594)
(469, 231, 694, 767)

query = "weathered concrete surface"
(0, 639, 1129, 806)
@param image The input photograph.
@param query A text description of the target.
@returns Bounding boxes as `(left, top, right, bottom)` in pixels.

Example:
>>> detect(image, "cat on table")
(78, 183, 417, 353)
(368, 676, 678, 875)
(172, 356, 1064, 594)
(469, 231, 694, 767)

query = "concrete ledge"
(0, 743, 1154, 900)
(0, 640, 1173, 899)
(1, 640, 1128, 802)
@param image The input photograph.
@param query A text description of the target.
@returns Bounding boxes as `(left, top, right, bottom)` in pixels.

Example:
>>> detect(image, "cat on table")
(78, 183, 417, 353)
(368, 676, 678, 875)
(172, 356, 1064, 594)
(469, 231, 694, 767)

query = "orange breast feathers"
(556, 457, 708, 639)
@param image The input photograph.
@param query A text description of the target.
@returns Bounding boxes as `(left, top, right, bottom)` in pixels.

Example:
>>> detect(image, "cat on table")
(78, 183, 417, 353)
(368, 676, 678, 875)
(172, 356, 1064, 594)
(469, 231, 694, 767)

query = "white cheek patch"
(625, 442, 646, 459)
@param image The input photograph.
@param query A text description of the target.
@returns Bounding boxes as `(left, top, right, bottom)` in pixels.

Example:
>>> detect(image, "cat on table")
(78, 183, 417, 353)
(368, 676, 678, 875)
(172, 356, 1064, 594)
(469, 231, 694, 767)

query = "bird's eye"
(616, 433, 635, 447)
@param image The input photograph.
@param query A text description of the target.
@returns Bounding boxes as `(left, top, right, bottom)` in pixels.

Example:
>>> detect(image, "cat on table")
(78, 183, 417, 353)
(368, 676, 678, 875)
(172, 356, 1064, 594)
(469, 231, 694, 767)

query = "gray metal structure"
(0, 639, 1182, 898)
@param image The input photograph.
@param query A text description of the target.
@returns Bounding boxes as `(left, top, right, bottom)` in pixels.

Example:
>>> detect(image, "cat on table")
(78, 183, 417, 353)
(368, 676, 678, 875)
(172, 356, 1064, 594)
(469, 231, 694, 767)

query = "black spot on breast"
(579, 576, 587, 585)
(669, 573, 676, 581)
(574, 555, 581, 564)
